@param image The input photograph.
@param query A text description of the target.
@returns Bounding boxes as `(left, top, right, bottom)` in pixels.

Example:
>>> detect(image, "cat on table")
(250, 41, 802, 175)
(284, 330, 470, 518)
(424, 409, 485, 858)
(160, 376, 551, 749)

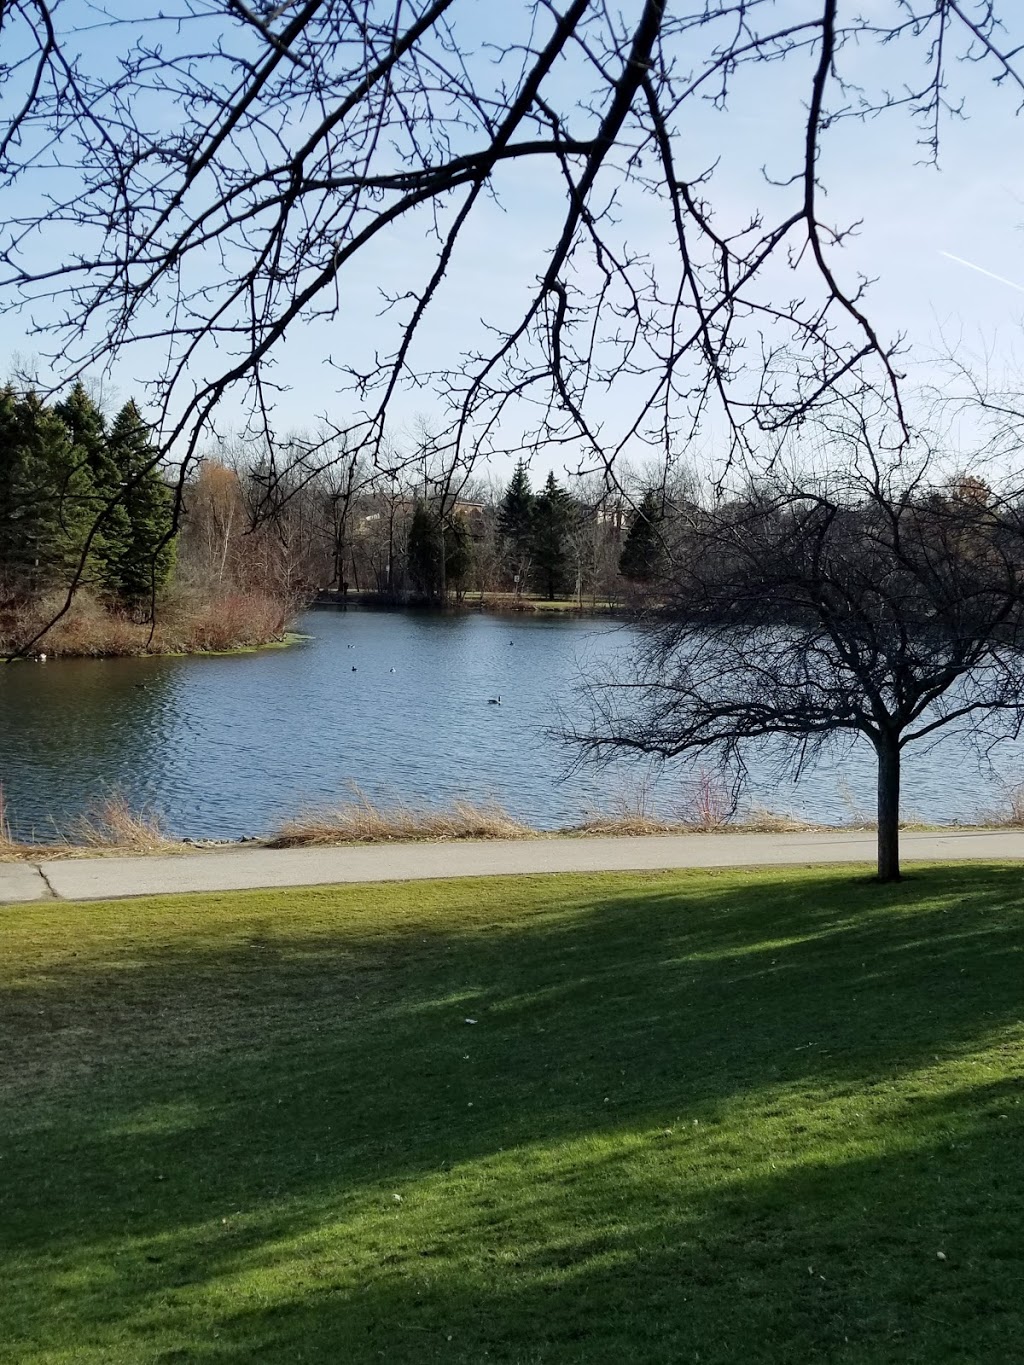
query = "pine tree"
(530, 471, 575, 600)
(55, 383, 131, 595)
(107, 400, 176, 608)
(497, 460, 535, 546)
(0, 390, 98, 591)
(444, 512, 473, 597)
(497, 460, 535, 593)
(407, 502, 443, 599)
(619, 489, 664, 584)
(0, 385, 26, 590)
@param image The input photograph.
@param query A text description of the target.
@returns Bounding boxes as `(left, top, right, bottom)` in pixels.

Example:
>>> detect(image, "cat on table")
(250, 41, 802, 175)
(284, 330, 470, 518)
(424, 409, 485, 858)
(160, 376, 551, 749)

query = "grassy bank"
(318, 589, 626, 616)
(469, 591, 624, 615)
(2, 865, 1023, 1362)
(2, 781, 1017, 860)
(0, 588, 297, 659)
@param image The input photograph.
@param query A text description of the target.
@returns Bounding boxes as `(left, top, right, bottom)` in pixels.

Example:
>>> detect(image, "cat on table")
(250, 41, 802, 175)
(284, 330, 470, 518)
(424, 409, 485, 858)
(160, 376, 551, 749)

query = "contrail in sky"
(939, 250, 1024, 294)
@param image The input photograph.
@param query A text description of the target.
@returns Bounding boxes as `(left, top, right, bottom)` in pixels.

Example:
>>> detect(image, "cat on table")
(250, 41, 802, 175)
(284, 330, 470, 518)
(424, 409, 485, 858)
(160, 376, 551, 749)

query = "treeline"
(0, 384, 679, 653)
(0, 387, 298, 656)
(0, 384, 175, 608)
(184, 453, 674, 607)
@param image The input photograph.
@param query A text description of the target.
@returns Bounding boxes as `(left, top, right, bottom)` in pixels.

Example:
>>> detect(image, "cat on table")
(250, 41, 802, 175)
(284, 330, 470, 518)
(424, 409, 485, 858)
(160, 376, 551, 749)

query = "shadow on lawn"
(2, 865, 1023, 1361)
(196, 1077, 1024, 1364)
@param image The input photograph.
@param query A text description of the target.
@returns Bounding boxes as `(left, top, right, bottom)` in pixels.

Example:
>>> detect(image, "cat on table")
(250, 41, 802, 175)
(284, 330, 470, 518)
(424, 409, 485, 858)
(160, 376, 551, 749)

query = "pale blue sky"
(2, 1, 1023, 480)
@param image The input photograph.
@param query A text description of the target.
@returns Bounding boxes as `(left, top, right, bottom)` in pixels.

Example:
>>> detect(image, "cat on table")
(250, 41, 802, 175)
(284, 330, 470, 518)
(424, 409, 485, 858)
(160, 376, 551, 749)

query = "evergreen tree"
(407, 502, 443, 599)
(0, 385, 26, 591)
(0, 390, 98, 591)
(497, 460, 534, 544)
(55, 382, 131, 595)
(107, 401, 176, 607)
(530, 471, 575, 600)
(619, 489, 664, 584)
(497, 460, 535, 590)
(444, 512, 473, 597)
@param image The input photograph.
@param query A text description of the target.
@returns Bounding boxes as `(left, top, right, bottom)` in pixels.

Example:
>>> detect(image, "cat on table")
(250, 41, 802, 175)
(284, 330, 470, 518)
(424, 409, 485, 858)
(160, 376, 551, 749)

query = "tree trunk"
(875, 732, 901, 882)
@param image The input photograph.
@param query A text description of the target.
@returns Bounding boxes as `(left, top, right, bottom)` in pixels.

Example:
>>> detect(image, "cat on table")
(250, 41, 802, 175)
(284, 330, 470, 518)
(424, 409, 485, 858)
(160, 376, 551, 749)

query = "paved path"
(3, 828, 1024, 904)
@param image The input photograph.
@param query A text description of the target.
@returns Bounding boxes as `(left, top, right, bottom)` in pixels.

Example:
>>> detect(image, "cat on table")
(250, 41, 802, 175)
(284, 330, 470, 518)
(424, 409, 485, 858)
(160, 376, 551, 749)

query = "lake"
(0, 608, 1017, 841)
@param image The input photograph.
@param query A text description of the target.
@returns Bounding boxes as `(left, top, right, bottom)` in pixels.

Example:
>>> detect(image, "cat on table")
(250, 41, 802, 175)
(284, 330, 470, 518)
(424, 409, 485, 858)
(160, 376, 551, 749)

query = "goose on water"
(488, 695, 501, 705)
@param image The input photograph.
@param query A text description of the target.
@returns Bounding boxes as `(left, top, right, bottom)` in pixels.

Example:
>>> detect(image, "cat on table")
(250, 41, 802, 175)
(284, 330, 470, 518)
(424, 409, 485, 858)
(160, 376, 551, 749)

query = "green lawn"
(2, 866, 1023, 1363)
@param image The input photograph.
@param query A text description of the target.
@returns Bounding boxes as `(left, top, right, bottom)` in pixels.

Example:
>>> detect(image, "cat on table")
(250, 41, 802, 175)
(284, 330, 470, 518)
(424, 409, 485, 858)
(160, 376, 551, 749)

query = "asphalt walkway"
(3, 827, 1024, 903)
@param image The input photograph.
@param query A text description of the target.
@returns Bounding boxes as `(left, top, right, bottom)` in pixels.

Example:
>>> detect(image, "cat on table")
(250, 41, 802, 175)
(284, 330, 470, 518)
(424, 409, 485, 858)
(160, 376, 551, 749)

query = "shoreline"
(4, 826, 1024, 902)
(0, 814, 1015, 864)
(313, 589, 631, 617)
(4, 629, 309, 663)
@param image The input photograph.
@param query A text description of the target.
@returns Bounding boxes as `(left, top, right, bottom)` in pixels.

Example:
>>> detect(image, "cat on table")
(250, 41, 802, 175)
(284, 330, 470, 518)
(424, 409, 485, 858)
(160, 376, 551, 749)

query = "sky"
(1, 1, 1023, 484)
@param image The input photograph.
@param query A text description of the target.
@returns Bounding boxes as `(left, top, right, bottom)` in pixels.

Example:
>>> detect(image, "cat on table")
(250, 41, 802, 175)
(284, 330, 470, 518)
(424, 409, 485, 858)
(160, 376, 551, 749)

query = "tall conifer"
(531, 472, 574, 599)
(0, 391, 97, 590)
(498, 460, 535, 591)
(55, 383, 131, 595)
(619, 489, 664, 584)
(108, 401, 176, 607)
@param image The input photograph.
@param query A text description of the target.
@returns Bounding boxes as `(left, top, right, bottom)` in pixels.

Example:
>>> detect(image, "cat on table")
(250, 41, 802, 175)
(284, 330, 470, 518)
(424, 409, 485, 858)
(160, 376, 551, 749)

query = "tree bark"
(875, 732, 901, 882)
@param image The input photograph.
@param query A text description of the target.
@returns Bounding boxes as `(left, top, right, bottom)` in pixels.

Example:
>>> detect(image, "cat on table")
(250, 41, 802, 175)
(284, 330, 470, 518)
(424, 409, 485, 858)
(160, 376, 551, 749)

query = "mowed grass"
(2, 867, 1023, 1364)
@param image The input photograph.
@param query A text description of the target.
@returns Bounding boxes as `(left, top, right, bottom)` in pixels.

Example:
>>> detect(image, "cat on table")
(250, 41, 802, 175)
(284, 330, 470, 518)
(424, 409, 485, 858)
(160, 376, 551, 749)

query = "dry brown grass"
(0, 588, 296, 659)
(0, 785, 68, 861)
(567, 809, 818, 836)
(732, 807, 819, 833)
(569, 772, 819, 837)
(169, 590, 293, 652)
(977, 782, 1024, 829)
(0, 790, 186, 860)
(567, 813, 696, 837)
(71, 793, 183, 853)
(268, 788, 534, 846)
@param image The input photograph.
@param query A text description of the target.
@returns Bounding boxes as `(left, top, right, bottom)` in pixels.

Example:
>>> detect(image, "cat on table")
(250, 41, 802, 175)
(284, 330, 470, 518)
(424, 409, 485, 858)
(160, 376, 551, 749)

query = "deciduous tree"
(1, 0, 1021, 647)
(572, 419, 1024, 881)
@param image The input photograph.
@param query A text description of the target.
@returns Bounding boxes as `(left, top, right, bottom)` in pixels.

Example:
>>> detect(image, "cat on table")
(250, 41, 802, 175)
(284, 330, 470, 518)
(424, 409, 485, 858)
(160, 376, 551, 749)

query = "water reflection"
(0, 608, 1017, 840)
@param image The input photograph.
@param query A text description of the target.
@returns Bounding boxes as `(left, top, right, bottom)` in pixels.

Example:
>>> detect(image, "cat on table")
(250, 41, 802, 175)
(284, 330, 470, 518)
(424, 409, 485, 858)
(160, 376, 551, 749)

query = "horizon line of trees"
(177, 447, 667, 610)
(0, 381, 675, 623)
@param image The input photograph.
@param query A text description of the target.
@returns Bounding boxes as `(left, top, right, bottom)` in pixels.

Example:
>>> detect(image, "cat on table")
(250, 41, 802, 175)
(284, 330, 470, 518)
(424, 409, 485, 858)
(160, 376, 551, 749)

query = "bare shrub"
(0, 588, 295, 658)
(269, 787, 532, 846)
(0, 785, 17, 857)
(170, 591, 293, 653)
(978, 782, 1024, 829)
(573, 769, 736, 835)
(71, 794, 182, 853)
(0, 786, 77, 860)
(571, 774, 683, 836)
(569, 769, 824, 836)
(677, 768, 736, 831)
(1000, 785, 1024, 827)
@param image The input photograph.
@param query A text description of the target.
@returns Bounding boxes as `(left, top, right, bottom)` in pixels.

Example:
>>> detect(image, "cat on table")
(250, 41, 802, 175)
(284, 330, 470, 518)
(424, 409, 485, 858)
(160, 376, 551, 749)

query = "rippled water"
(0, 608, 1018, 840)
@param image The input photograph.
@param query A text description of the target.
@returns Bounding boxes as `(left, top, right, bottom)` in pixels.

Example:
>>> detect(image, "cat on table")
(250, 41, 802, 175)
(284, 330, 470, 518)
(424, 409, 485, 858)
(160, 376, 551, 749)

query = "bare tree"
(571, 411, 1024, 880)
(2, 3, 1022, 511)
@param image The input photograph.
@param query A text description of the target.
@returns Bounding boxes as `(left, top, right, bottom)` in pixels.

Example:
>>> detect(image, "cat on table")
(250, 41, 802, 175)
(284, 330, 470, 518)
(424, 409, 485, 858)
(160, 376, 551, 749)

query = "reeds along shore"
(0, 589, 296, 658)
(4, 782, 1024, 860)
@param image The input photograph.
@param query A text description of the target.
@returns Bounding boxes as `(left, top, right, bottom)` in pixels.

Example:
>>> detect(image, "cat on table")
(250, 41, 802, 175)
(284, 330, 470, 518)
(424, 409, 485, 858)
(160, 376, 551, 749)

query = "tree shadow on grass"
(185, 1076, 1024, 1365)
(2, 865, 1023, 1361)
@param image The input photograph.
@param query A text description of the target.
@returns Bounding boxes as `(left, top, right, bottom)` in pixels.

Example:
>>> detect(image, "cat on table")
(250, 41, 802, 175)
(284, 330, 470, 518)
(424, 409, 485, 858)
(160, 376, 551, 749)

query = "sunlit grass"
(2, 866, 1023, 1362)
